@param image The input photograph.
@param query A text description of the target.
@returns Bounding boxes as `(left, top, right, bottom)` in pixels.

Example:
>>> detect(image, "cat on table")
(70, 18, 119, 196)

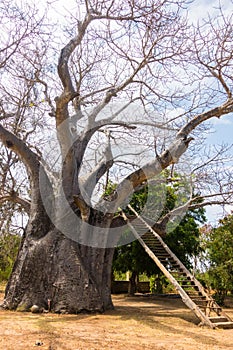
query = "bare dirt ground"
(1, 285, 233, 350)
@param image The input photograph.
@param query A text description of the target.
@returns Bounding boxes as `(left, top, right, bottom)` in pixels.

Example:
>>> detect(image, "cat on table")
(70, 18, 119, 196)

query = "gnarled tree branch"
(0, 124, 53, 236)
(0, 194, 31, 214)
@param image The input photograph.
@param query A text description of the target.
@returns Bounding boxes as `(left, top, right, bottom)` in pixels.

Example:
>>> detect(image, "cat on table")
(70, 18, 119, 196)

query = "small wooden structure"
(122, 205, 233, 329)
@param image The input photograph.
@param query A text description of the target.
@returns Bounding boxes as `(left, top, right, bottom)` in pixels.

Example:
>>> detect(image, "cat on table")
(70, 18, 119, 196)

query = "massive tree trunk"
(0, 124, 116, 313)
(4, 223, 115, 313)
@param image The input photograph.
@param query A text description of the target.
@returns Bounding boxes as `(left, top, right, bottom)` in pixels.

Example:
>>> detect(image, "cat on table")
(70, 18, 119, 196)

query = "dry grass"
(0, 284, 233, 350)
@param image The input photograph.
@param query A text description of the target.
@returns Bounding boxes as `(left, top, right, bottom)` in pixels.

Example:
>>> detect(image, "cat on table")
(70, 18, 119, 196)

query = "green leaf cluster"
(113, 174, 206, 290)
(204, 215, 233, 304)
(0, 232, 21, 281)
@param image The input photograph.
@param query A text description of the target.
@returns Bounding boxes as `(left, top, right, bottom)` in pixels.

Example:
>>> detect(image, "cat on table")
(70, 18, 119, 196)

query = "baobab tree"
(0, 0, 233, 313)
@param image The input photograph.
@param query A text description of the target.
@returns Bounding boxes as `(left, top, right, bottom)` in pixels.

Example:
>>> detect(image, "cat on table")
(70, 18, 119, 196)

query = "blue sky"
(187, 0, 233, 224)
(208, 115, 233, 146)
(205, 114, 233, 224)
(188, 0, 233, 21)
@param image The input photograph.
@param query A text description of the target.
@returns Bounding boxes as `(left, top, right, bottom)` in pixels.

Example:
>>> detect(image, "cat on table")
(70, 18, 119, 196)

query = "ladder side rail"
(121, 211, 215, 329)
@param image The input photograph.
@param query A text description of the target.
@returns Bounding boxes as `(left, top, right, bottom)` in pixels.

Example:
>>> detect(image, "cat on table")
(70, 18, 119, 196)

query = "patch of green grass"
(36, 317, 56, 334)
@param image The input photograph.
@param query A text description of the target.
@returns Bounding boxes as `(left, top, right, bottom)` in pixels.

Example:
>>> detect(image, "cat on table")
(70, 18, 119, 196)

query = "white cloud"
(211, 115, 233, 126)
(187, 0, 233, 23)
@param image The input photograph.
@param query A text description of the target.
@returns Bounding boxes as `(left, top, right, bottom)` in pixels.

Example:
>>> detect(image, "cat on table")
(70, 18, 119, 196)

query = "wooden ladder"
(121, 205, 233, 329)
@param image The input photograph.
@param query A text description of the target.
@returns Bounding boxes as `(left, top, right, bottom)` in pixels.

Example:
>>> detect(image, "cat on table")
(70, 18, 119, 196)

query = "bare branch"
(0, 124, 53, 236)
(178, 99, 233, 138)
(0, 124, 40, 176)
(0, 194, 30, 214)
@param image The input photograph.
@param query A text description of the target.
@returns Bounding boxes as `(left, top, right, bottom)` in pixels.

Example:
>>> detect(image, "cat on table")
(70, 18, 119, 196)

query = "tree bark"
(128, 271, 138, 296)
(0, 121, 116, 313)
(3, 222, 114, 313)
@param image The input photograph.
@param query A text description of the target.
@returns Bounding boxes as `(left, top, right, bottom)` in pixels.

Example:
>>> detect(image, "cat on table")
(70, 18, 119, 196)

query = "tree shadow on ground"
(107, 294, 228, 348)
(1, 292, 232, 350)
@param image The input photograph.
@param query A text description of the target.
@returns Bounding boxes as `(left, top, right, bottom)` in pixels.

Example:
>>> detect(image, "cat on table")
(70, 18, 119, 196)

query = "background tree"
(0, 0, 233, 313)
(113, 180, 206, 294)
(201, 214, 233, 305)
(0, 229, 20, 282)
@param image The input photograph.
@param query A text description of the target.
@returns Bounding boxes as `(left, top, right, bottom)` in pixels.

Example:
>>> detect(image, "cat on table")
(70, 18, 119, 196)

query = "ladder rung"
(200, 305, 222, 310)
(170, 269, 185, 273)
(182, 286, 199, 290)
(211, 321, 233, 329)
(180, 285, 197, 289)
(176, 281, 193, 284)
(209, 316, 229, 323)
(156, 255, 171, 258)
(145, 243, 162, 246)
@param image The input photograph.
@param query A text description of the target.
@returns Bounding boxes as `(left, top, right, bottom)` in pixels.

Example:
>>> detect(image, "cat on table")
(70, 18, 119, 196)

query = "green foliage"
(203, 215, 233, 304)
(165, 208, 205, 269)
(113, 271, 127, 281)
(149, 274, 172, 294)
(113, 174, 206, 293)
(0, 232, 21, 281)
(113, 238, 160, 276)
(103, 180, 117, 197)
